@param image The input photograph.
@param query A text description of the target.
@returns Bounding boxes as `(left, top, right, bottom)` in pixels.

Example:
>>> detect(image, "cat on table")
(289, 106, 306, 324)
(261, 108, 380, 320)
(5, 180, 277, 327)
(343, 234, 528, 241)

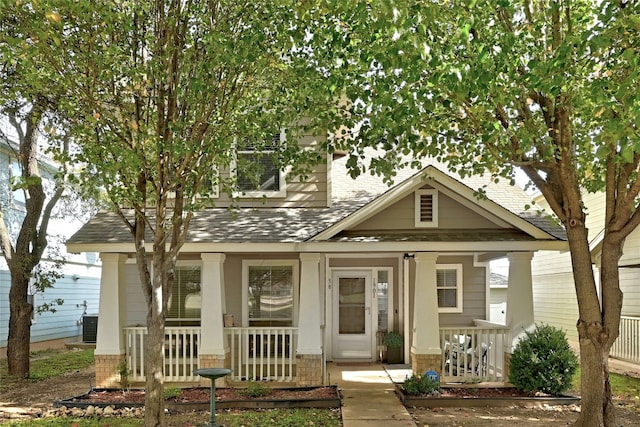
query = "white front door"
(331, 270, 373, 359)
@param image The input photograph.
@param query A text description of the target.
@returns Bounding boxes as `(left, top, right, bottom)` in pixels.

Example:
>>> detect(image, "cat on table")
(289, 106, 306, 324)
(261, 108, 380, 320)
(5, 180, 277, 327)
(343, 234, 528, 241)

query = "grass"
(570, 367, 640, 404)
(0, 348, 94, 392)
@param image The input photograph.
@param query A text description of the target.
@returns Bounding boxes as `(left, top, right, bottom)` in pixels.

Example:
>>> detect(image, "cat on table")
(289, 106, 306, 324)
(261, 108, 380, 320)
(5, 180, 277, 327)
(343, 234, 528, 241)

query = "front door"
(331, 270, 373, 359)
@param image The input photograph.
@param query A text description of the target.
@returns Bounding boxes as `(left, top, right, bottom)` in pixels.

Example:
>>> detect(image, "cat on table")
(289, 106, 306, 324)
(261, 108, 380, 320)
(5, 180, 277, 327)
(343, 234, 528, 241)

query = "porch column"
(199, 253, 229, 385)
(296, 253, 323, 386)
(411, 252, 442, 376)
(95, 253, 128, 387)
(504, 251, 534, 379)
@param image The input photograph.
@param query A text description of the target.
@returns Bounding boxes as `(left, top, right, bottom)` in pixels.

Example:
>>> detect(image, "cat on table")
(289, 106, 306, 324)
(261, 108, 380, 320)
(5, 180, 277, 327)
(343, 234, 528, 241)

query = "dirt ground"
(1, 364, 639, 426)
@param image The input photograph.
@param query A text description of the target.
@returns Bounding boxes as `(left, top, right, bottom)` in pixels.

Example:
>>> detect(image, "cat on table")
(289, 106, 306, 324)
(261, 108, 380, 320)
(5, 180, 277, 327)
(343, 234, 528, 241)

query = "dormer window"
(414, 189, 438, 227)
(236, 129, 286, 198)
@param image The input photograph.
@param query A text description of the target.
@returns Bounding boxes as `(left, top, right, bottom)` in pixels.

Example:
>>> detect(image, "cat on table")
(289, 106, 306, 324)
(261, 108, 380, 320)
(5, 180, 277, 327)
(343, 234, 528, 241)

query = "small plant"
(509, 324, 578, 396)
(163, 386, 182, 400)
(383, 331, 403, 348)
(238, 381, 271, 398)
(403, 374, 440, 396)
(116, 357, 130, 392)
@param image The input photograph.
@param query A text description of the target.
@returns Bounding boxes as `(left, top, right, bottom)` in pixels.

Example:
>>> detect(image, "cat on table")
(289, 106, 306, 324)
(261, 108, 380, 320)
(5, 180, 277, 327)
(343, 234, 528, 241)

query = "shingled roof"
(66, 151, 566, 247)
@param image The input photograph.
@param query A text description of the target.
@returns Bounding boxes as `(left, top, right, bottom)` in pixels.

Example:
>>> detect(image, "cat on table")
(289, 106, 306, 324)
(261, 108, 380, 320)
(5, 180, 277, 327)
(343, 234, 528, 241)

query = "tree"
(21, 1, 337, 425)
(0, 10, 73, 378)
(310, 2, 639, 426)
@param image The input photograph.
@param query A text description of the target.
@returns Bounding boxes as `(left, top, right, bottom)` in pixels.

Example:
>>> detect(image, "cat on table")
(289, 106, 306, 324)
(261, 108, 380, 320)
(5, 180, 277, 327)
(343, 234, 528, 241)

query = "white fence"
(440, 323, 509, 382)
(123, 326, 201, 383)
(226, 327, 298, 382)
(611, 316, 640, 364)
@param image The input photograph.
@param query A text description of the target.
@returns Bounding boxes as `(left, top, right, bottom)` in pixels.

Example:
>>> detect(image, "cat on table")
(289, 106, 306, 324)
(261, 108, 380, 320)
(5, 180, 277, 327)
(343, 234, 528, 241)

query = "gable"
(350, 186, 501, 231)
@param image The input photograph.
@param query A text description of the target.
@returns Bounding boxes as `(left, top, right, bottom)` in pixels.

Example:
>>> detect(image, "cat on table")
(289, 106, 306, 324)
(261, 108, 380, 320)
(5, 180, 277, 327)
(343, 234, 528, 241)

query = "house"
(0, 137, 102, 356)
(66, 138, 567, 388)
(530, 191, 640, 366)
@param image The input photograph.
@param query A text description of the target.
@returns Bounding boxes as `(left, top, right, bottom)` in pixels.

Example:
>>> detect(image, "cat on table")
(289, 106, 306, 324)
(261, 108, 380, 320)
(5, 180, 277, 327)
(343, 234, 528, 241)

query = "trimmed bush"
(509, 324, 578, 395)
(403, 374, 440, 395)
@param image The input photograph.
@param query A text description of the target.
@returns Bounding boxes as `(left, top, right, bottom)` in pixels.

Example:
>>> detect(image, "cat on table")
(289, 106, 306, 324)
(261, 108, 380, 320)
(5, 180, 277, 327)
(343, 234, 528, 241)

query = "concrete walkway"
(327, 363, 416, 427)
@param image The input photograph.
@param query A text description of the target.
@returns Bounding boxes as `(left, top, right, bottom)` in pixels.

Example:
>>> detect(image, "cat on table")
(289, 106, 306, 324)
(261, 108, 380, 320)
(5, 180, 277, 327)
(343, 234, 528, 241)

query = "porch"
(123, 324, 509, 384)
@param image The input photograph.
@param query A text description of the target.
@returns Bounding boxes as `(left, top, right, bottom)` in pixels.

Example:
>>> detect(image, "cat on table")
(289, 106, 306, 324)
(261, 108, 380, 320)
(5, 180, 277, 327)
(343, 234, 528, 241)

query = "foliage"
(116, 357, 130, 391)
(162, 386, 181, 400)
(0, 349, 94, 391)
(509, 324, 578, 396)
(402, 374, 440, 396)
(383, 331, 403, 348)
(238, 381, 271, 398)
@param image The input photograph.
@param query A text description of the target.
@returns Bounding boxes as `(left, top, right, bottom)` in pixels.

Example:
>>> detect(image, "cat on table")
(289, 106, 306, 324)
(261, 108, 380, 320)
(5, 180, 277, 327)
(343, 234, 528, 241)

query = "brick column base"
(198, 353, 231, 387)
(296, 354, 323, 386)
(95, 354, 125, 388)
(410, 351, 442, 378)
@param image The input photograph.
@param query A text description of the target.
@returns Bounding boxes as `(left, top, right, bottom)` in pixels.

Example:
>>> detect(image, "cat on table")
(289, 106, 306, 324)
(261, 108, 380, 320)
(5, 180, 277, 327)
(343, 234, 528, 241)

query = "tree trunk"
(566, 224, 621, 427)
(7, 273, 33, 378)
(144, 271, 166, 427)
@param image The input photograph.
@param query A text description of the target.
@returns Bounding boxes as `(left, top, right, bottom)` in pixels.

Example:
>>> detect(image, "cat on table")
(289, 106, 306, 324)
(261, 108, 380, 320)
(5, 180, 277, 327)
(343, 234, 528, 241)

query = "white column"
(412, 252, 441, 354)
(200, 253, 227, 355)
(505, 252, 534, 351)
(95, 253, 128, 355)
(296, 253, 322, 355)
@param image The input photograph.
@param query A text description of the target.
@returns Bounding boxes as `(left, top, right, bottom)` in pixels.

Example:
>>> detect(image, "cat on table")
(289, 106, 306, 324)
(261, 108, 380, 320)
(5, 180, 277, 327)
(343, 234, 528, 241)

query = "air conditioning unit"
(82, 315, 99, 343)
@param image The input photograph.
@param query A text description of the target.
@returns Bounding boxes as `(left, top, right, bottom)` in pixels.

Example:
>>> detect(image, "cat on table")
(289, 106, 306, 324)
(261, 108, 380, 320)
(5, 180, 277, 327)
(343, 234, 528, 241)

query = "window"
(235, 130, 286, 197)
(415, 189, 438, 227)
(167, 265, 202, 323)
(242, 260, 298, 327)
(436, 264, 463, 313)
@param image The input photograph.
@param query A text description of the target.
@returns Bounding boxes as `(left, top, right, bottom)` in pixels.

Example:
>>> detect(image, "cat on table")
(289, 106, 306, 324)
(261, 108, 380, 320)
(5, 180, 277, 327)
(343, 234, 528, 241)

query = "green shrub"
(383, 331, 403, 348)
(402, 374, 440, 395)
(163, 386, 181, 400)
(238, 381, 271, 398)
(509, 324, 578, 395)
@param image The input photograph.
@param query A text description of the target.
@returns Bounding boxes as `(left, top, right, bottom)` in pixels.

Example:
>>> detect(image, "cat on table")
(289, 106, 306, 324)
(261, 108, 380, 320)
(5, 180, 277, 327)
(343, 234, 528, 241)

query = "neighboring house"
(66, 138, 567, 388)
(531, 192, 640, 366)
(0, 137, 102, 355)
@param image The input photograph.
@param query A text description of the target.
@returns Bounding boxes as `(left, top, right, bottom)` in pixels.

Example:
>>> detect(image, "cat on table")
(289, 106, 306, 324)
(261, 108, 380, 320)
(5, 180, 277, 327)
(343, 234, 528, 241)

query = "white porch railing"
(611, 315, 640, 364)
(225, 327, 298, 382)
(440, 323, 509, 382)
(123, 326, 201, 383)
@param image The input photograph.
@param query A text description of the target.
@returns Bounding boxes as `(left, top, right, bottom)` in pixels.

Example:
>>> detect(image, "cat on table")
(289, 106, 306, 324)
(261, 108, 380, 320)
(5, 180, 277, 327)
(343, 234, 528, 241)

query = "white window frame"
(242, 259, 299, 327)
(10, 160, 26, 205)
(414, 189, 438, 228)
(436, 264, 463, 313)
(233, 129, 287, 198)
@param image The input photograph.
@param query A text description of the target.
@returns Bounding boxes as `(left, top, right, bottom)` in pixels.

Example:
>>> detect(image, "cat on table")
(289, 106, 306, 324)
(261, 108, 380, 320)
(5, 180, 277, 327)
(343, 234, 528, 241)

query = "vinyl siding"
(1, 261, 101, 348)
(352, 190, 499, 231)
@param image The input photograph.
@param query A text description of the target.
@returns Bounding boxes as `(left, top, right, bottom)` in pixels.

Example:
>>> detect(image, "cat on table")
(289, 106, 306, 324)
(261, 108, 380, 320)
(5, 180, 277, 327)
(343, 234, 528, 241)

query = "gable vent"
(419, 193, 434, 222)
(415, 189, 438, 227)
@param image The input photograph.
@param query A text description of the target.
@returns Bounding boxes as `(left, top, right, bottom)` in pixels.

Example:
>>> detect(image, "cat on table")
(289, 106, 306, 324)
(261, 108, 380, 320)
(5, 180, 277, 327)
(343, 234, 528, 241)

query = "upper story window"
(242, 260, 298, 327)
(436, 264, 463, 313)
(414, 189, 438, 228)
(235, 130, 287, 198)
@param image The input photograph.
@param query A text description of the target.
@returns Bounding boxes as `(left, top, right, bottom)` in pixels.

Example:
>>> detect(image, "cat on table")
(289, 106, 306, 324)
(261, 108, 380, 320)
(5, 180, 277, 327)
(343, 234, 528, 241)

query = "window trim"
(414, 189, 438, 228)
(233, 129, 287, 198)
(241, 259, 299, 327)
(436, 264, 463, 313)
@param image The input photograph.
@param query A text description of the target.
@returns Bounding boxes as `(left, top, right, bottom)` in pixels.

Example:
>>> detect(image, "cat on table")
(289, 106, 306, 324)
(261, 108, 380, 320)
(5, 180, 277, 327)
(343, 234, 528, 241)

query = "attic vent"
(415, 189, 438, 227)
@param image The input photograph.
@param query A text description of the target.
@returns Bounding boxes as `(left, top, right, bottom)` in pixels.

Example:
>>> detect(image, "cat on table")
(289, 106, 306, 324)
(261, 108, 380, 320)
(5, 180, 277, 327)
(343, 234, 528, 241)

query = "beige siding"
(532, 269, 580, 344)
(352, 192, 499, 231)
(125, 264, 147, 326)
